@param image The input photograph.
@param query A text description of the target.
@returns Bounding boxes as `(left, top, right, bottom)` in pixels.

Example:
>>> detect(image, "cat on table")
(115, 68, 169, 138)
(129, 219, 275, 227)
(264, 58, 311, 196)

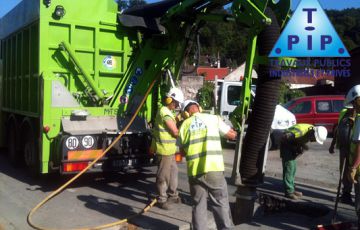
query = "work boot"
(285, 193, 299, 200)
(294, 191, 303, 197)
(156, 201, 171, 210)
(340, 193, 353, 205)
(168, 196, 182, 204)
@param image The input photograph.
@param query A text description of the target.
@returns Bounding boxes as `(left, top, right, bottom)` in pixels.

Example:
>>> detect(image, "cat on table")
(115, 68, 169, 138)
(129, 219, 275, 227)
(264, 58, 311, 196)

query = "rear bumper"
(60, 155, 155, 174)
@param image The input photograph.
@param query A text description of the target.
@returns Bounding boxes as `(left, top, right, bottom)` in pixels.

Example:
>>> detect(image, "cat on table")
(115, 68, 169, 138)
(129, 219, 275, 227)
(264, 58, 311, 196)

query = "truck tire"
(8, 123, 22, 167)
(267, 135, 273, 150)
(24, 130, 39, 176)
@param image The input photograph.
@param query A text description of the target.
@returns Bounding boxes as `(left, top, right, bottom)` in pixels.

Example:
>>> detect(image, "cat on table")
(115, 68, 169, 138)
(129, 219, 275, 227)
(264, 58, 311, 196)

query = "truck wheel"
(24, 132, 39, 176)
(267, 136, 273, 150)
(8, 124, 22, 166)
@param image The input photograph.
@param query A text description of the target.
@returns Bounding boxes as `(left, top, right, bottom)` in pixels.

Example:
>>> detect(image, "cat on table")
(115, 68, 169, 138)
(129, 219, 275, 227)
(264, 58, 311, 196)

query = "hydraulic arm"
(158, 0, 291, 223)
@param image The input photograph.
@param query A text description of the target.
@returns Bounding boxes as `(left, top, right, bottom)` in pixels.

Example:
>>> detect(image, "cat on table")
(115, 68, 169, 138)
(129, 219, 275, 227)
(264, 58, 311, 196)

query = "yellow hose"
(27, 78, 159, 230)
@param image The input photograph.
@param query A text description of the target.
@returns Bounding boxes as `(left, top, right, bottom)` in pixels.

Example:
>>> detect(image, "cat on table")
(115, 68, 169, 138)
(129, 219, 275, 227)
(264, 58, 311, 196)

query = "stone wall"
(179, 75, 204, 100)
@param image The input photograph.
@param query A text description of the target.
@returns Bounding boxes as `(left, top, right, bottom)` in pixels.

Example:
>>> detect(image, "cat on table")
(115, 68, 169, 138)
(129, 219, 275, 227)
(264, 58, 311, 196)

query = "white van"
(215, 80, 296, 149)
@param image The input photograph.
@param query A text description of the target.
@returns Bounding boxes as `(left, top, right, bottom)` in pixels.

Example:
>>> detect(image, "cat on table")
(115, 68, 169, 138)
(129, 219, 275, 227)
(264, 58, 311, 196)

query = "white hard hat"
(314, 126, 327, 145)
(181, 100, 199, 112)
(344, 85, 360, 108)
(167, 87, 184, 104)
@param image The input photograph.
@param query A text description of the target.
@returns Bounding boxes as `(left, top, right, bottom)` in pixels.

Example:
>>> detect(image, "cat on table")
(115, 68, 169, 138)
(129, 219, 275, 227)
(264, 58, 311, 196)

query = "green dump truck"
(0, 0, 175, 174)
(0, 0, 290, 180)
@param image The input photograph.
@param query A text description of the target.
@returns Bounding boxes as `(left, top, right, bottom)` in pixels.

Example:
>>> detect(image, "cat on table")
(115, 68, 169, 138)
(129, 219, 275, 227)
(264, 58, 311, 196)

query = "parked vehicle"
(216, 80, 296, 149)
(284, 95, 345, 133)
(216, 80, 256, 126)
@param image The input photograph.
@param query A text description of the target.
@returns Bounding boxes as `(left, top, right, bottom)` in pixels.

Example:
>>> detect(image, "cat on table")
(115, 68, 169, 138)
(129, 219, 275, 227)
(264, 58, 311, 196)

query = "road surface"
(0, 139, 357, 229)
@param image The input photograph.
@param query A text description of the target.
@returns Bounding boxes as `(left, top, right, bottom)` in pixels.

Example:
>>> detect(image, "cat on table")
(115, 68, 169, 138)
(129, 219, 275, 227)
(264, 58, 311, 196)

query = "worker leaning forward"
(329, 105, 355, 204)
(280, 123, 327, 200)
(177, 100, 237, 230)
(153, 87, 184, 210)
(345, 85, 360, 227)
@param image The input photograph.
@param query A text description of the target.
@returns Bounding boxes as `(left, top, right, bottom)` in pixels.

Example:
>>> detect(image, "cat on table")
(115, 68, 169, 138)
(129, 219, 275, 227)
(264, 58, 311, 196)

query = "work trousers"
(339, 146, 352, 195)
(189, 171, 234, 230)
(354, 175, 360, 226)
(280, 142, 297, 195)
(282, 158, 297, 195)
(156, 154, 179, 203)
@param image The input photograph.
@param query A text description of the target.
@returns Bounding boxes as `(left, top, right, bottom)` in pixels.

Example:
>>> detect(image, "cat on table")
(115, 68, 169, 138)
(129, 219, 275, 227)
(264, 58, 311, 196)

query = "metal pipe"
(60, 41, 105, 101)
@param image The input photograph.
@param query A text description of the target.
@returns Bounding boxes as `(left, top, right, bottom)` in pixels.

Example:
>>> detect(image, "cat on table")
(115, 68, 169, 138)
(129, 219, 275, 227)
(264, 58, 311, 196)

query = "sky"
(0, 0, 359, 18)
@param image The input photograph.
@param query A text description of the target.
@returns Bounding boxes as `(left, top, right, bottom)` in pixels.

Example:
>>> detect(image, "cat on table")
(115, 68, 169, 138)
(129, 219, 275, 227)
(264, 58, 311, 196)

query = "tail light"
(63, 162, 88, 172)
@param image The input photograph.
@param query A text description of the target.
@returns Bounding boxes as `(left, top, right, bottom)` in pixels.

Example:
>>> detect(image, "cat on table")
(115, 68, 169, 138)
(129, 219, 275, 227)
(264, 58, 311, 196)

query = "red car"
(284, 95, 345, 133)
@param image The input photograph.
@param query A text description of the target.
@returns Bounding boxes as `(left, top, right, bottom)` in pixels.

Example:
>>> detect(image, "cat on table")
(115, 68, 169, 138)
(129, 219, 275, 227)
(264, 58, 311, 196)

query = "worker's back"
(337, 108, 354, 149)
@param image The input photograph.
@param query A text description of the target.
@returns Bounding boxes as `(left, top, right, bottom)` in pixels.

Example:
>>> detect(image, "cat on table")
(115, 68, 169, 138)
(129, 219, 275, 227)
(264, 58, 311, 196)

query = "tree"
(278, 81, 305, 104)
(199, 10, 250, 67)
(196, 81, 215, 110)
(326, 8, 360, 51)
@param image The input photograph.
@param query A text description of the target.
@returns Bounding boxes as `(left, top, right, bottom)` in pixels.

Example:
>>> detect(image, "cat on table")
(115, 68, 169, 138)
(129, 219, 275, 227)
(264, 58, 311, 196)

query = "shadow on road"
(0, 151, 193, 229)
(0, 151, 157, 193)
(77, 194, 181, 229)
(261, 176, 336, 202)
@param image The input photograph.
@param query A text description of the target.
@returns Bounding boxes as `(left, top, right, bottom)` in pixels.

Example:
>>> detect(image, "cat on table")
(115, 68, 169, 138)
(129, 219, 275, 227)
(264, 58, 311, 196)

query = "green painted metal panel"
(38, 0, 131, 173)
(0, 0, 138, 173)
(1, 21, 39, 114)
(0, 0, 223, 174)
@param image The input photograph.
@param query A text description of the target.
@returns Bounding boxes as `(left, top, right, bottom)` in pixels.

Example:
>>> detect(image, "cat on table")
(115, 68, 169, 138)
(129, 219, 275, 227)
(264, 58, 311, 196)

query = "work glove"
(296, 145, 303, 155)
(282, 132, 294, 141)
(347, 167, 358, 184)
(175, 113, 185, 128)
(175, 113, 183, 123)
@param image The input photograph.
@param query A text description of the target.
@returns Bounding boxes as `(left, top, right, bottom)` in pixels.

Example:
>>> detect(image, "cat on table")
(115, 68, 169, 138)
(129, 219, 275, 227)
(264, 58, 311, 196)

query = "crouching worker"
(153, 87, 184, 210)
(281, 124, 327, 199)
(177, 100, 237, 230)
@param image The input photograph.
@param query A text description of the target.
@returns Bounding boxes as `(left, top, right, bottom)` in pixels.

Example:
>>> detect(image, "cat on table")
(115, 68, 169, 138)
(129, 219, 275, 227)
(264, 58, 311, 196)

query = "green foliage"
(278, 81, 305, 104)
(199, 8, 250, 67)
(326, 9, 360, 51)
(196, 82, 215, 110)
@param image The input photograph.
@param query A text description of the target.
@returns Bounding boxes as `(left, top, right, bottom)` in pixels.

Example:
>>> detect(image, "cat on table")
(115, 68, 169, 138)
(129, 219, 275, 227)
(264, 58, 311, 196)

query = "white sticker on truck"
(102, 56, 117, 70)
(82, 136, 94, 149)
(66, 136, 79, 150)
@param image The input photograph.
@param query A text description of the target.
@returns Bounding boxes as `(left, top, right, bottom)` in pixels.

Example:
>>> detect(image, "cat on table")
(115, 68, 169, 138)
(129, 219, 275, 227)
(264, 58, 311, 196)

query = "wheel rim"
(8, 127, 18, 162)
(24, 141, 35, 168)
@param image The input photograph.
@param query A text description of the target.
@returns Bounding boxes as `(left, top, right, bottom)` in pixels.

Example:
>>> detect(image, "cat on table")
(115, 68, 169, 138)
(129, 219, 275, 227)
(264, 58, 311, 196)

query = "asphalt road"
(0, 139, 358, 230)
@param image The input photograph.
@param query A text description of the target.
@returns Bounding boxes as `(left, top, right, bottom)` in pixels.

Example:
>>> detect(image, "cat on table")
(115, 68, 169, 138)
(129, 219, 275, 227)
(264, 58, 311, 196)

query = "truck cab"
(217, 80, 256, 126)
(216, 80, 296, 149)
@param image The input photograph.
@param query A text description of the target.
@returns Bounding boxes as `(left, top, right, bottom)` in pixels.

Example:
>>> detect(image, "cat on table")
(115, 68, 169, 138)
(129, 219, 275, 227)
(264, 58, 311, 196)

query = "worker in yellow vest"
(153, 87, 184, 210)
(329, 106, 355, 204)
(345, 85, 360, 227)
(281, 123, 327, 199)
(178, 100, 237, 230)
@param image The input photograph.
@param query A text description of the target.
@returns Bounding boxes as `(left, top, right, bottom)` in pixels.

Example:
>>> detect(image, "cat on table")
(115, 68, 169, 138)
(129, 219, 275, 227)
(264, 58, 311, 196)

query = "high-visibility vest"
(153, 106, 176, 155)
(179, 113, 224, 176)
(349, 114, 360, 173)
(287, 123, 314, 139)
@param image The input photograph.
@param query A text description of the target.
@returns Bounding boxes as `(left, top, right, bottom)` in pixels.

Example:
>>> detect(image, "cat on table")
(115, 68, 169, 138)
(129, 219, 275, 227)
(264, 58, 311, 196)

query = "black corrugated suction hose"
(240, 8, 281, 186)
